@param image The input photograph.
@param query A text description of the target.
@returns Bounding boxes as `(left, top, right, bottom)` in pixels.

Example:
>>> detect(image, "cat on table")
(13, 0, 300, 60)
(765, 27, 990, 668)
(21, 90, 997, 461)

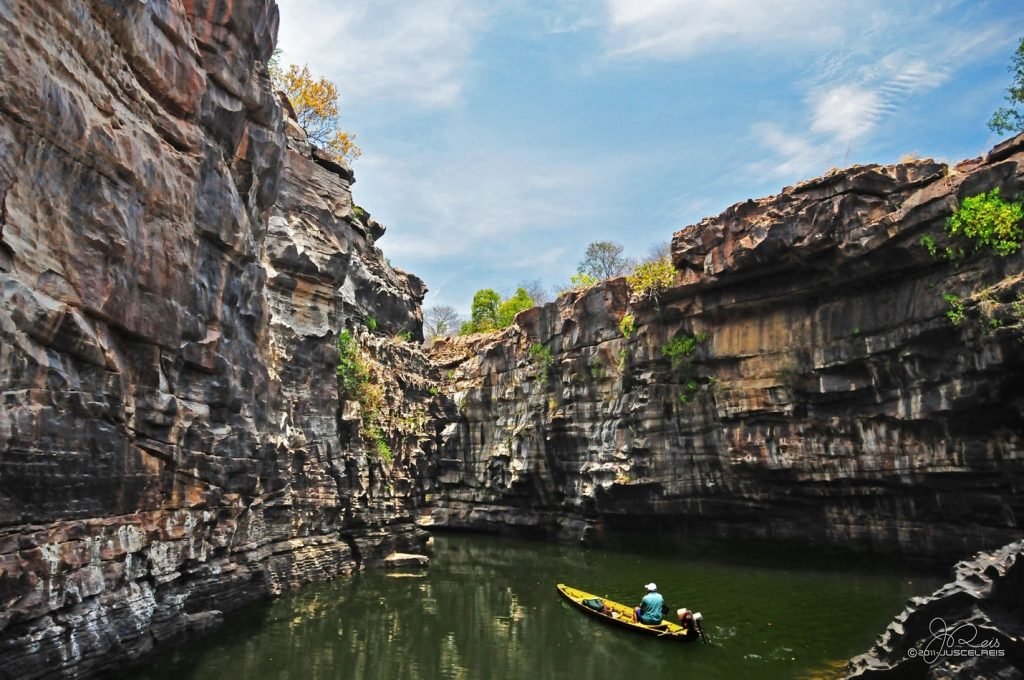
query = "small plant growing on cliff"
(364, 423, 393, 464)
(661, 332, 709, 370)
(366, 316, 378, 332)
(946, 188, 1024, 257)
(619, 312, 637, 338)
(1012, 293, 1024, 322)
(678, 379, 700, 403)
(337, 330, 368, 394)
(943, 293, 966, 327)
(627, 256, 676, 301)
(274, 64, 361, 162)
(352, 205, 368, 222)
(920, 234, 939, 258)
(529, 343, 554, 385)
(336, 331, 395, 463)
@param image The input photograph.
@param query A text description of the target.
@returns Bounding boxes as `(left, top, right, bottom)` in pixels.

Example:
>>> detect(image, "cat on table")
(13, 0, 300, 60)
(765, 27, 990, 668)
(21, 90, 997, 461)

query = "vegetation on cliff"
(459, 287, 535, 334)
(337, 330, 392, 462)
(272, 60, 361, 162)
(946, 188, 1023, 256)
(626, 255, 676, 300)
(920, 186, 1024, 329)
(577, 240, 634, 279)
(989, 36, 1024, 135)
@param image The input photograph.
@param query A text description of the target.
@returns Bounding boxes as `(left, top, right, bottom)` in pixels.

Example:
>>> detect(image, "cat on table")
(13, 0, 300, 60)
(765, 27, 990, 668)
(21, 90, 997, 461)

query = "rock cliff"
(429, 133, 1024, 559)
(0, 2, 433, 678)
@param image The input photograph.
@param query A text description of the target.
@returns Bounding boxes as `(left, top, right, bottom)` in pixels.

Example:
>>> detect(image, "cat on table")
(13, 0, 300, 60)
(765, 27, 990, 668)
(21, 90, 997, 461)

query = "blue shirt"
(639, 592, 664, 624)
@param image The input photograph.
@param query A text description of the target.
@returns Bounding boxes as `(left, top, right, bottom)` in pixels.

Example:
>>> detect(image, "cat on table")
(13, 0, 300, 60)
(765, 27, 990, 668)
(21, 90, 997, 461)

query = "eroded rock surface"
(848, 539, 1024, 679)
(0, 1, 433, 677)
(430, 134, 1024, 558)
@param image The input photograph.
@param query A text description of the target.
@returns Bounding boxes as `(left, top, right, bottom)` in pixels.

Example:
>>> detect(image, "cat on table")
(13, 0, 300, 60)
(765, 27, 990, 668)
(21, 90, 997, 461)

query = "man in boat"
(634, 583, 664, 625)
(677, 608, 695, 632)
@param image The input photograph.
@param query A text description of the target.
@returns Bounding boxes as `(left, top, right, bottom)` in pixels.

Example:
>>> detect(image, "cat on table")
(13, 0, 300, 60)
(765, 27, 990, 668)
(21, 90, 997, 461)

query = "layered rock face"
(430, 133, 1024, 559)
(848, 540, 1024, 678)
(0, 2, 432, 678)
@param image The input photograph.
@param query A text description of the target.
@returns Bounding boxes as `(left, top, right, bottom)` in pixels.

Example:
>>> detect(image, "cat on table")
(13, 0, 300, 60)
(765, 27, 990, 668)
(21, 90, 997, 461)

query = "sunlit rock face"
(430, 133, 1024, 559)
(0, 2, 431, 677)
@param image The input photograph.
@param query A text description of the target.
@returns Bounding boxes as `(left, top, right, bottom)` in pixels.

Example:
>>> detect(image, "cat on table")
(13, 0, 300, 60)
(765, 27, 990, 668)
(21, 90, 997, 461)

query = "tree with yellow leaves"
(272, 62, 361, 162)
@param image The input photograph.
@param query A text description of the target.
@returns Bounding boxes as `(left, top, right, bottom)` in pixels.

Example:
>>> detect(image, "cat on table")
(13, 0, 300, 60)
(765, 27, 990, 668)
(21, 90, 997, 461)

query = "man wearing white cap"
(634, 582, 664, 625)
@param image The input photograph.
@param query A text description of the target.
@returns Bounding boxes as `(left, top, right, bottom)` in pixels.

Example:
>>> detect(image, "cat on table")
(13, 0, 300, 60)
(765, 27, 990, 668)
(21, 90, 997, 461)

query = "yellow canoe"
(555, 583, 699, 642)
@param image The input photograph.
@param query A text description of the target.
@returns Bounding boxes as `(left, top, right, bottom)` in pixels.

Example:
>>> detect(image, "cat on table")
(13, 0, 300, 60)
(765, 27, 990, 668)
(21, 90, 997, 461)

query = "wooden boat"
(555, 583, 701, 642)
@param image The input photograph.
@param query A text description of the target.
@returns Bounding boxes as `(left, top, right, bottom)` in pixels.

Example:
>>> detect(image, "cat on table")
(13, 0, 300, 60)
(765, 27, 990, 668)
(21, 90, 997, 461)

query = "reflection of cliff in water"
(122, 533, 938, 680)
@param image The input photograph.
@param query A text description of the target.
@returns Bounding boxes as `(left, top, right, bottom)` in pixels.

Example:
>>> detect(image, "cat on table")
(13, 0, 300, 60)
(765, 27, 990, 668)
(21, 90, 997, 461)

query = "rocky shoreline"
(847, 540, 1024, 678)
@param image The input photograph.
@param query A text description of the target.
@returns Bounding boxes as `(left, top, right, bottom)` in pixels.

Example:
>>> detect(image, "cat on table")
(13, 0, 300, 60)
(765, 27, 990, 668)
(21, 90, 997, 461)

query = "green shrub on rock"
(529, 343, 554, 385)
(661, 332, 709, 370)
(946, 188, 1024, 257)
(337, 330, 368, 395)
(627, 256, 676, 300)
(619, 312, 637, 338)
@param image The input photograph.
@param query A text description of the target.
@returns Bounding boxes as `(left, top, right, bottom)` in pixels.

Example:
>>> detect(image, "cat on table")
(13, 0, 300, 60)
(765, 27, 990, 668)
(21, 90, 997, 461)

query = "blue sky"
(277, 0, 1024, 316)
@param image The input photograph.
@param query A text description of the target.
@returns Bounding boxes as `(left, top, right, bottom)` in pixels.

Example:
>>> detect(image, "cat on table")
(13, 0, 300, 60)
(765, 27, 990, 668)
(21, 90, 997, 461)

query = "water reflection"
(127, 534, 939, 680)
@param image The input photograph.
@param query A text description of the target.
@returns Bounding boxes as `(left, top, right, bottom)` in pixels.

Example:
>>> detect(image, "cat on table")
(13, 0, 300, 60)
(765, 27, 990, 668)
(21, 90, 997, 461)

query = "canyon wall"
(0, 2, 434, 678)
(429, 133, 1024, 560)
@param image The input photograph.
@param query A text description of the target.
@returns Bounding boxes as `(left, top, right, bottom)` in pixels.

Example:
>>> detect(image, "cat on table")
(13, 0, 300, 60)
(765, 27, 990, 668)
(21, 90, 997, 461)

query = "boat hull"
(555, 583, 699, 642)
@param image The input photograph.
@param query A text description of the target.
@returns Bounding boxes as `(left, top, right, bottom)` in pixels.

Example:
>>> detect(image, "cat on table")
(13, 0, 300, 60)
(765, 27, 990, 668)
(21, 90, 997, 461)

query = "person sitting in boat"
(677, 608, 695, 632)
(634, 582, 664, 625)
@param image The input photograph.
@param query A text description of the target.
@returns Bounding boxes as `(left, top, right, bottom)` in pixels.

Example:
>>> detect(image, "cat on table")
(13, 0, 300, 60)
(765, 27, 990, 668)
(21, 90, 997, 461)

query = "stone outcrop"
(429, 133, 1024, 559)
(0, 2, 433, 678)
(848, 539, 1024, 678)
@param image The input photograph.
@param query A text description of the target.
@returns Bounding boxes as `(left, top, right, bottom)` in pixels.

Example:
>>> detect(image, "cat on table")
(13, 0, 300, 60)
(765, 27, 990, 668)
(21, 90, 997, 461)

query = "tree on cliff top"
(459, 288, 535, 334)
(578, 240, 635, 280)
(272, 62, 361, 162)
(989, 36, 1024, 136)
(460, 289, 501, 334)
(425, 305, 462, 343)
(496, 288, 535, 327)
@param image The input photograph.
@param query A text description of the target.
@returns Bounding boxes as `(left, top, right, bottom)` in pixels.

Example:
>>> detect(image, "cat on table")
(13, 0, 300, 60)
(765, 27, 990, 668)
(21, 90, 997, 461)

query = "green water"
(128, 534, 940, 680)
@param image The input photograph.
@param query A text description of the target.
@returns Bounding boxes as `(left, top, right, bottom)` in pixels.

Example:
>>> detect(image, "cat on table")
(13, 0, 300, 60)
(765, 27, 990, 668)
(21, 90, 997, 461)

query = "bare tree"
(517, 278, 550, 306)
(578, 241, 634, 280)
(424, 305, 462, 343)
(646, 241, 671, 262)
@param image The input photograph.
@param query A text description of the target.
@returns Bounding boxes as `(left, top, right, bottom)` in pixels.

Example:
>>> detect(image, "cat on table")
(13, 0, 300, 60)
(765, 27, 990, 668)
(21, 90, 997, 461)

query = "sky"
(276, 0, 1024, 316)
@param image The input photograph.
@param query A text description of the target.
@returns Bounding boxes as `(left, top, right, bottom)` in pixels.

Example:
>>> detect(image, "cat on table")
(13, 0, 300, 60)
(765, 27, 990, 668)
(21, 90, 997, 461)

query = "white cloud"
(810, 85, 885, 145)
(355, 145, 621, 264)
(276, 0, 489, 108)
(747, 123, 831, 179)
(745, 18, 1013, 182)
(361, 146, 621, 314)
(748, 57, 953, 180)
(603, 0, 847, 59)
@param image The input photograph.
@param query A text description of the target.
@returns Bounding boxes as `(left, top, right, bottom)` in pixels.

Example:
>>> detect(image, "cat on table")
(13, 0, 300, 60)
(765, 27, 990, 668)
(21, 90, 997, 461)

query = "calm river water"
(126, 533, 941, 680)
